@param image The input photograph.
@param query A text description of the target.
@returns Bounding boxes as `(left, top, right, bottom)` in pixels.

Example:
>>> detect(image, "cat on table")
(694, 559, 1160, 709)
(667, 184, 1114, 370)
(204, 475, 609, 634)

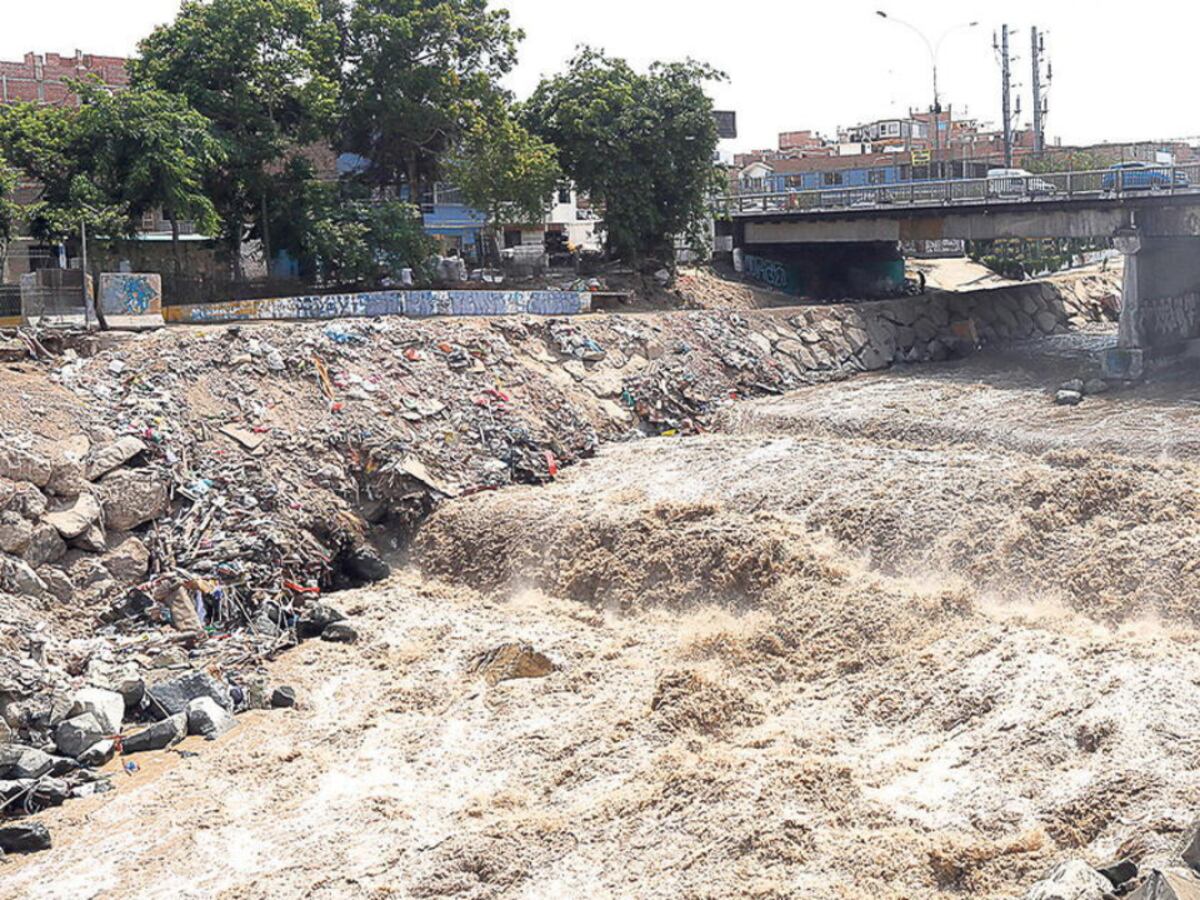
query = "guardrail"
(723, 163, 1200, 216)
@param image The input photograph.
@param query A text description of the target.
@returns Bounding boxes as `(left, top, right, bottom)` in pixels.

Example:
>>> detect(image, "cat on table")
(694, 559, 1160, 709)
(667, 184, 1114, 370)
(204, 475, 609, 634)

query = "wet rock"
(1025, 859, 1112, 900)
(76, 739, 116, 768)
(341, 547, 391, 584)
(1055, 390, 1084, 406)
(1127, 868, 1200, 900)
(145, 671, 232, 718)
(297, 603, 345, 638)
(270, 686, 297, 708)
(54, 712, 106, 758)
(44, 492, 102, 540)
(25, 523, 66, 567)
(67, 687, 125, 733)
(97, 469, 169, 531)
(0, 821, 52, 853)
(320, 622, 359, 644)
(1060, 379, 1086, 394)
(85, 436, 146, 481)
(1097, 859, 1138, 889)
(122, 713, 187, 753)
(1083, 378, 1110, 396)
(0, 511, 32, 555)
(0, 745, 58, 779)
(470, 642, 556, 686)
(118, 676, 145, 709)
(187, 697, 237, 740)
(0, 447, 52, 488)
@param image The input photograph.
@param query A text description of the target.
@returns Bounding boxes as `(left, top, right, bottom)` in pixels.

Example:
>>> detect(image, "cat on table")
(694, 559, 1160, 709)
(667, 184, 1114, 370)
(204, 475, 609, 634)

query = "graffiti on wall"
(165, 289, 591, 324)
(742, 254, 804, 295)
(99, 273, 163, 317)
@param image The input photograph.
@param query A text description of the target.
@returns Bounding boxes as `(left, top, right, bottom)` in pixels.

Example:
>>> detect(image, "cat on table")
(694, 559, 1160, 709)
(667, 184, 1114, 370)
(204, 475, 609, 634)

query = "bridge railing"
(724, 162, 1200, 216)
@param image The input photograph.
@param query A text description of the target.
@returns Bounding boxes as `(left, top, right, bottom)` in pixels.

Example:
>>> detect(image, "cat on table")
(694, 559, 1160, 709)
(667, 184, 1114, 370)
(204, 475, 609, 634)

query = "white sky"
(3, 0, 1198, 151)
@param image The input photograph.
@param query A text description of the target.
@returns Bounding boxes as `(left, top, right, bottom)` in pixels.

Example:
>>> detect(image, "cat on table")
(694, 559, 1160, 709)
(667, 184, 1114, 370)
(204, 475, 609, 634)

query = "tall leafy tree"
(524, 48, 723, 264)
(446, 109, 562, 263)
(0, 101, 127, 240)
(340, 0, 521, 206)
(131, 0, 340, 278)
(72, 81, 224, 272)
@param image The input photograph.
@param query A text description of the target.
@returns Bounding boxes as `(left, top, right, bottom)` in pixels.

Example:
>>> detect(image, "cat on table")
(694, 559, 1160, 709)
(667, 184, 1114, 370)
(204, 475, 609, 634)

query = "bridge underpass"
(731, 180, 1200, 378)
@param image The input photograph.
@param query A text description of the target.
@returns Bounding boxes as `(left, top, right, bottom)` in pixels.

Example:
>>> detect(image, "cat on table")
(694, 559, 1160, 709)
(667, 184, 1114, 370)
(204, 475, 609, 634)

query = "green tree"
(340, 0, 521, 206)
(0, 101, 128, 241)
(524, 48, 723, 265)
(267, 160, 432, 285)
(131, 0, 340, 279)
(446, 110, 562, 263)
(72, 81, 224, 272)
(0, 153, 21, 282)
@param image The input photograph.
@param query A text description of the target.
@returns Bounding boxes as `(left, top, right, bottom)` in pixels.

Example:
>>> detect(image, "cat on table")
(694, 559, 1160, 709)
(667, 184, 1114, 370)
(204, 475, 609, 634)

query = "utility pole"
(1030, 27, 1050, 155)
(999, 25, 1013, 168)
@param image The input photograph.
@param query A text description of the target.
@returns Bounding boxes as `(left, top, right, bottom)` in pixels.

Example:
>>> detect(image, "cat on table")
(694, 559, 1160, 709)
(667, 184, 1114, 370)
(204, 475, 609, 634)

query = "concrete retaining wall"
(163, 289, 592, 325)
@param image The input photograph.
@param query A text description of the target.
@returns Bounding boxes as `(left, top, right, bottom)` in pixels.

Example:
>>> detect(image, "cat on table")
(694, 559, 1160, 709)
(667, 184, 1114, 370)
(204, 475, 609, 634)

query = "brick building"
(0, 51, 129, 106)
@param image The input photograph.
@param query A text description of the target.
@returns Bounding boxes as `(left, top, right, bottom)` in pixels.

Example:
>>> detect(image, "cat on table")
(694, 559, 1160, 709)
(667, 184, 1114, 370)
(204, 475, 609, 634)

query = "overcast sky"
(4, 0, 1197, 151)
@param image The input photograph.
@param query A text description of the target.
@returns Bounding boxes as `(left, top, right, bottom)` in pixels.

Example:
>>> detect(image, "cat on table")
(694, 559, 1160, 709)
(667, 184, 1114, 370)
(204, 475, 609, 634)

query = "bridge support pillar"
(1103, 231, 1200, 379)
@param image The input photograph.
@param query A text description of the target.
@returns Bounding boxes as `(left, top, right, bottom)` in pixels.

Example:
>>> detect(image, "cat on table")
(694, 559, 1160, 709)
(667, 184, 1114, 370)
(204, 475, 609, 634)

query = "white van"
(987, 168, 1056, 198)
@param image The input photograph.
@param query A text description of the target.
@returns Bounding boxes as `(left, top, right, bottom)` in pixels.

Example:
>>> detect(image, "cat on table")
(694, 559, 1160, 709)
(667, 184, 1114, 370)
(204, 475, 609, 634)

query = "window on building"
(868, 169, 886, 185)
(557, 186, 572, 205)
(823, 171, 843, 186)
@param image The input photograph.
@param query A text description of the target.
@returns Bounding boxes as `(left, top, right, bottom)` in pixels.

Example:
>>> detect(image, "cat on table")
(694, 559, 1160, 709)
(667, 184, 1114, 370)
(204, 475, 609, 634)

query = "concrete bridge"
(728, 164, 1200, 378)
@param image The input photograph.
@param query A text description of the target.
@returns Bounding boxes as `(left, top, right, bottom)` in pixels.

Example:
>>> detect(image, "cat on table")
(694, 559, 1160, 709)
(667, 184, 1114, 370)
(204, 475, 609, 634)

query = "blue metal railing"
(725, 163, 1200, 216)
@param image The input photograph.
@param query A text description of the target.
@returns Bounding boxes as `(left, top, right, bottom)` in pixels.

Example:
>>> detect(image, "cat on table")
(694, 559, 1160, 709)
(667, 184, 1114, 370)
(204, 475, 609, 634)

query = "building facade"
(0, 51, 128, 106)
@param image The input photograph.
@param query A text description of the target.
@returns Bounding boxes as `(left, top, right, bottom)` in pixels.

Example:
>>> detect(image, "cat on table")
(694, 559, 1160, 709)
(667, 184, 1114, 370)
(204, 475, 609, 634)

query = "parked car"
(987, 168, 1057, 197)
(1101, 161, 1190, 191)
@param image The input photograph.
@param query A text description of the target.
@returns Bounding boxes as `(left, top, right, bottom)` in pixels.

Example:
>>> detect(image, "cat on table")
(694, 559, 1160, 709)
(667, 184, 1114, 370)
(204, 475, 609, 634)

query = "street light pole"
(876, 12, 978, 172)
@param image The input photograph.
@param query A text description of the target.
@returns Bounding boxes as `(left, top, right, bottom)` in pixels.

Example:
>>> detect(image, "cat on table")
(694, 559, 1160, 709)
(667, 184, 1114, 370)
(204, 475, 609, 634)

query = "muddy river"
(7, 331, 1200, 899)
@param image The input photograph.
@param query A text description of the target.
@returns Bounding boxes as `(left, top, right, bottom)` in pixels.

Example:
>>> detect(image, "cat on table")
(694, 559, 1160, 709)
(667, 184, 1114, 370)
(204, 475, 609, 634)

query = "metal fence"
(724, 163, 1200, 216)
(2, 242, 88, 325)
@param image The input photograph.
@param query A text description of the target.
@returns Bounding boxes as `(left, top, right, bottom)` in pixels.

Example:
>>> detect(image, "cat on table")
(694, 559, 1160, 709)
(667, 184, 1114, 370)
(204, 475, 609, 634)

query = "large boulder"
(99, 533, 150, 583)
(97, 469, 169, 531)
(85, 436, 146, 481)
(1025, 860, 1112, 900)
(54, 711, 107, 758)
(0, 447, 51, 488)
(0, 745, 60, 780)
(0, 821, 52, 853)
(145, 671, 232, 718)
(0, 511, 32, 555)
(297, 602, 345, 638)
(1127, 868, 1200, 900)
(44, 492, 102, 540)
(187, 697, 237, 740)
(0, 555, 46, 595)
(67, 687, 125, 733)
(121, 713, 187, 754)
